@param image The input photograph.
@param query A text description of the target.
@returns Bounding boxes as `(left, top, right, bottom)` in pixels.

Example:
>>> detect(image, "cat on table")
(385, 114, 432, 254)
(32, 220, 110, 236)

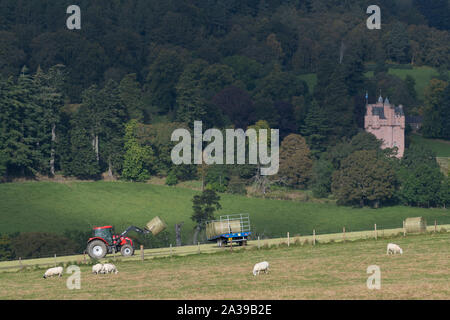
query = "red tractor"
(86, 225, 150, 259)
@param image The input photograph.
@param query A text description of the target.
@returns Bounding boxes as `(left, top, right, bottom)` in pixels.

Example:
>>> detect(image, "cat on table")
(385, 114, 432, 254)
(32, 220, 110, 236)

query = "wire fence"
(1, 220, 448, 272)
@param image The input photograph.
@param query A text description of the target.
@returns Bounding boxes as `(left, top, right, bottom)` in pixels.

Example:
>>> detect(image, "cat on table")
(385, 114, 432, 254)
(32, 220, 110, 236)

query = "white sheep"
(101, 263, 118, 274)
(92, 263, 103, 274)
(43, 266, 63, 279)
(387, 243, 403, 255)
(253, 261, 269, 276)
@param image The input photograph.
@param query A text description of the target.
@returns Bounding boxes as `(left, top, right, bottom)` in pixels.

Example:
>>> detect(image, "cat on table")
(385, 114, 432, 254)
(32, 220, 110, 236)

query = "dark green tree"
(321, 64, 357, 143)
(176, 60, 209, 125)
(65, 113, 101, 179)
(331, 150, 397, 207)
(301, 100, 331, 156)
(145, 48, 187, 116)
(326, 131, 384, 170)
(0, 67, 45, 176)
(33, 65, 65, 176)
(386, 22, 410, 63)
(311, 158, 334, 198)
(398, 164, 443, 207)
(99, 80, 127, 177)
(404, 75, 417, 101)
(191, 189, 222, 244)
(119, 73, 144, 122)
(439, 177, 450, 208)
(0, 149, 6, 179)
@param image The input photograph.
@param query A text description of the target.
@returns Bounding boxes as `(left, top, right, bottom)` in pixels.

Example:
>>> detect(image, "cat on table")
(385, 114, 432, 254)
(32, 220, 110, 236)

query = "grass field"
(410, 134, 450, 158)
(298, 73, 317, 92)
(364, 66, 447, 101)
(387, 66, 444, 101)
(299, 66, 448, 100)
(0, 181, 449, 245)
(1, 232, 448, 299)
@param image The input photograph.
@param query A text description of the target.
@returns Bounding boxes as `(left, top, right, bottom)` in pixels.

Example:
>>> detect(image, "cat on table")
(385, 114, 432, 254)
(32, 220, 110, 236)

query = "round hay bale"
(404, 217, 427, 233)
(146, 216, 167, 236)
(206, 220, 242, 239)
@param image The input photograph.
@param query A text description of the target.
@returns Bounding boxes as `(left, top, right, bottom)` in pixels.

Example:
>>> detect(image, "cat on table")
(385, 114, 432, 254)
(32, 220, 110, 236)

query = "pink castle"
(364, 95, 405, 158)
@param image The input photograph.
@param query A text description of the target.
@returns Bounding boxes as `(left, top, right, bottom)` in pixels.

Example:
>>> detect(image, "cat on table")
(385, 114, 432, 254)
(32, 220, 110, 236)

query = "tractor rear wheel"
(120, 244, 134, 257)
(87, 240, 107, 259)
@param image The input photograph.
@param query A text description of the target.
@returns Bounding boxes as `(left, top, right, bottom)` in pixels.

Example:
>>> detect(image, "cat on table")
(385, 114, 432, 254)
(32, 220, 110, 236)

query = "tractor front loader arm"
(120, 226, 151, 237)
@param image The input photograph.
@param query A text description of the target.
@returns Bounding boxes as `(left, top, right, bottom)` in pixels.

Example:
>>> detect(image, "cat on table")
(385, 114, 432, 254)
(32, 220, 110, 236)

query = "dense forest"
(0, 0, 449, 208)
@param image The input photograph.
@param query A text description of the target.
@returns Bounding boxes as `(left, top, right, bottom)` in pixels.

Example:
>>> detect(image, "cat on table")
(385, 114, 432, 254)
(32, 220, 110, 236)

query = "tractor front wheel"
(120, 244, 134, 257)
(87, 240, 107, 259)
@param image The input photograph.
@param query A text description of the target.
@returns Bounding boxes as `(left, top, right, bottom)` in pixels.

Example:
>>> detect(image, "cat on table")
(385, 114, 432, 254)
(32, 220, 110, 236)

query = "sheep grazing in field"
(101, 263, 118, 274)
(92, 263, 103, 274)
(253, 261, 269, 276)
(43, 266, 63, 279)
(387, 243, 403, 255)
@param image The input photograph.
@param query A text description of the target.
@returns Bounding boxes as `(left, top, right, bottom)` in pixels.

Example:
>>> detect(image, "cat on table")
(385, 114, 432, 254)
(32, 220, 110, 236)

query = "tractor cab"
(93, 226, 114, 245)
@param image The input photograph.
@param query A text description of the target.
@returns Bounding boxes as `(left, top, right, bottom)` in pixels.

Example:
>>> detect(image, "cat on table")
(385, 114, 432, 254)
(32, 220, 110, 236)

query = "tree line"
(0, 0, 449, 209)
(0, 0, 449, 101)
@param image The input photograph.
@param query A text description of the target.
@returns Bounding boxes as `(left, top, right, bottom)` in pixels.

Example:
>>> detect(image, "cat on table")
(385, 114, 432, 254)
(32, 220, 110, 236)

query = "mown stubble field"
(0, 232, 449, 300)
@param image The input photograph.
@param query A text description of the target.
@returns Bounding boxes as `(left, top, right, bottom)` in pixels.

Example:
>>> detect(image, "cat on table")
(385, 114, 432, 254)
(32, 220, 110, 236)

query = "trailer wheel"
(120, 244, 134, 257)
(87, 240, 107, 259)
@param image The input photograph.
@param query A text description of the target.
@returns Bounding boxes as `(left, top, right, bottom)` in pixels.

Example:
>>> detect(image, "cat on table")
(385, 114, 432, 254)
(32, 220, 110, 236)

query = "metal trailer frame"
(206, 213, 251, 247)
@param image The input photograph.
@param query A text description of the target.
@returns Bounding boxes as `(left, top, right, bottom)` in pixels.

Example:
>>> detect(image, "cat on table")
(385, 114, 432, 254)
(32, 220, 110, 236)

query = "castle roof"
(394, 105, 404, 116)
(406, 115, 422, 124)
(372, 106, 386, 119)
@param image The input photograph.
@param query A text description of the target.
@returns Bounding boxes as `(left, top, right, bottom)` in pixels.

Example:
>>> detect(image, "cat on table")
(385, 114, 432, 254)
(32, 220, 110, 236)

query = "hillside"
(0, 181, 448, 245)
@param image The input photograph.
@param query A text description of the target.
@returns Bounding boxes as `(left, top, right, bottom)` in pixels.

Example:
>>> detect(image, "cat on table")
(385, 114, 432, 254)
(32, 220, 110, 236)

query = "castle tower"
(364, 95, 405, 158)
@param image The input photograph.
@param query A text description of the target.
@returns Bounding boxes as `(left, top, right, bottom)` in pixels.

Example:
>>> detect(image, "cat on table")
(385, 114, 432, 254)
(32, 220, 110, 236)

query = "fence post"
(198, 242, 200, 254)
(434, 220, 437, 233)
(313, 229, 316, 246)
(54, 253, 57, 267)
(287, 232, 290, 247)
(140, 245, 144, 262)
(258, 236, 260, 249)
(343, 227, 346, 243)
(83, 252, 86, 264)
(19, 257, 22, 270)
(170, 244, 173, 258)
(403, 220, 406, 237)
(375, 223, 378, 240)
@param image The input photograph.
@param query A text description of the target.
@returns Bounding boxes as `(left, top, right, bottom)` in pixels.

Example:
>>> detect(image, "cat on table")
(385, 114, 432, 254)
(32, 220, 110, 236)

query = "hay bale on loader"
(146, 216, 167, 236)
(404, 217, 427, 234)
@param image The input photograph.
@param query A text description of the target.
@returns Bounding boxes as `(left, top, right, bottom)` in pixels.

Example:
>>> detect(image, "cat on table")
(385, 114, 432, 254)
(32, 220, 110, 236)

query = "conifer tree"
(176, 60, 209, 125)
(301, 100, 331, 156)
(100, 80, 127, 177)
(322, 65, 357, 142)
(119, 73, 144, 122)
